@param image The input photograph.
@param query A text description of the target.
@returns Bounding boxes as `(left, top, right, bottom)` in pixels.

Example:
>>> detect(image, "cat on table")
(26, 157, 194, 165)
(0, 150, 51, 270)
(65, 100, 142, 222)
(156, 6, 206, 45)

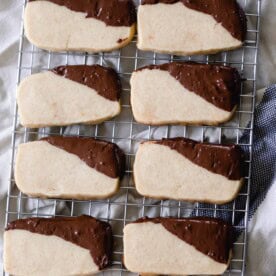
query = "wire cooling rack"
(4, 0, 261, 275)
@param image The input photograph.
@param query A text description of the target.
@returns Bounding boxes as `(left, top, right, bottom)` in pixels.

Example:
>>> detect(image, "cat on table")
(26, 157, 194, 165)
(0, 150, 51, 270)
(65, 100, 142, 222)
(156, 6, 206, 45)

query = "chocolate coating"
(142, 0, 247, 41)
(29, 0, 136, 27)
(135, 217, 233, 264)
(42, 136, 125, 179)
(6, 215, 113, 270)
(152, 137, 244, 180)
(137, 62, 241, 112)
(52, 65, 121, 102)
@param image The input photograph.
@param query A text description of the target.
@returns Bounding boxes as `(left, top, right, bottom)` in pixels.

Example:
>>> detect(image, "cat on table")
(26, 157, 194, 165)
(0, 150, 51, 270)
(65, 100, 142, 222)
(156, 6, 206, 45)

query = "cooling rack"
(4, 0, 261, 275)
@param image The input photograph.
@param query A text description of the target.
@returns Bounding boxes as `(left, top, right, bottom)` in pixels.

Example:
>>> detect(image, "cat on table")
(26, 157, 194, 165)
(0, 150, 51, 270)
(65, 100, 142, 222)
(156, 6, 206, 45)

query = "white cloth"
(0, 1, 21, 272)
(0, 1, 20, 196)
(248, 182, 276, 275)
(0, 1, 275, 275)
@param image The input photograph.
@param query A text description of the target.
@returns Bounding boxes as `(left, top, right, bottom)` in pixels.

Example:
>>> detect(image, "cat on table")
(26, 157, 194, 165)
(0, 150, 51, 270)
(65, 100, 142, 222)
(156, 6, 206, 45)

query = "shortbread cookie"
(25, 0, 136, 52)
(4, 215, 112, 275)
(138, 0, 247, 55)
(124, 217, 233, 275)
(17, 65, 122, 127)
(15, 136, 125, 199)
(130, 62, 241, 125)
(134, 138, 244, 204)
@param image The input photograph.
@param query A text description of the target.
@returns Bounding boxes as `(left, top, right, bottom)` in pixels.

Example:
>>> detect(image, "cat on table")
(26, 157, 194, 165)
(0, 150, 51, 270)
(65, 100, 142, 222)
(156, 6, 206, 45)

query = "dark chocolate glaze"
(41, 136, 125, 179)
(137, 62, 241, 112)
(151, 137, 244, 180)
(135, 217, 233, 264)
(141, 0, 247, 41)
(29, 0, 136, 27)
(51, 65, 121, 102)
(6, 215, 113, 270)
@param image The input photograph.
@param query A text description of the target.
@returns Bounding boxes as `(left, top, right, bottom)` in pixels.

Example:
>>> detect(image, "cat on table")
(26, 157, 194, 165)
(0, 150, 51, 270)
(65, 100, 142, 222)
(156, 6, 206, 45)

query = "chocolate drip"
(41, 136, 125, 179)
(51, 65, 121, 102)
(6, 215, 113, 270)
(152, 137, 243, 180)
(135, 217, 233, 264)
(29, 0, 136, 27)
(142, 0, 247, 41)
(137, 62, 241, 112)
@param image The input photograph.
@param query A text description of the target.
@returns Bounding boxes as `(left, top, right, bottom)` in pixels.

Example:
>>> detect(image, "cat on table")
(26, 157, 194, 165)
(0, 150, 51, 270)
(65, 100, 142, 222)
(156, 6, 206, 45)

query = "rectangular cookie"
(15, 136, 125, 199)
(134, 138, 244, 204)
(137, 0, 247, 55)
(4, 215, 112, 275)
(25, 0, 136, 52)
(130, 62, 241, 125)
(17, 65, 121, 127)
(124, 217, 233, 275)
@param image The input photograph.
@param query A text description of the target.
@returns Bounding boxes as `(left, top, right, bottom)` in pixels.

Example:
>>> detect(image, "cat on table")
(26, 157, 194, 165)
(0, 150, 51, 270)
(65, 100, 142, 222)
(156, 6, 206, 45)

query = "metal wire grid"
(3, 0, 261, 275)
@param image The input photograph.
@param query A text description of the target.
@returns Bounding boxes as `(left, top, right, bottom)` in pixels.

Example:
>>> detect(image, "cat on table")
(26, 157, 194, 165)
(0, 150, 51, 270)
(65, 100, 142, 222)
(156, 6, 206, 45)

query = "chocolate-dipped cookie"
(130, 62, 241, 125)
(17, 65, 122, 127)
(124, 217, 233, 275)
(4, 215, 112, 275)
(134, 138, 244, 204)
(137, 0, 247, 55)
(15, 136, 125, 199)
(25, 0, 136, 52)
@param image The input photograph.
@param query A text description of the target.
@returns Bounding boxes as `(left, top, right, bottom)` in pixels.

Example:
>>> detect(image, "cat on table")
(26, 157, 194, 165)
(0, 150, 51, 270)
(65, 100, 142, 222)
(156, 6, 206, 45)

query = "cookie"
(137, 0, 246, 55)
(17, 65, 121, 127)
(4, 215, 112, 275)
(130, 62, 241, 125)
(134, 138, 244, 204)
(15, 136, 125, 199)
(24, 0, 136, 52)
(124, 217, 233, 275)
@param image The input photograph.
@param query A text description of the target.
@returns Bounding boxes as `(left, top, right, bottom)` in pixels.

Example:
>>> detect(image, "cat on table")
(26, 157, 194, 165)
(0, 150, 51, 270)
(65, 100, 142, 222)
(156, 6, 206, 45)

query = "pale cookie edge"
(130, 106, 237, 126)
